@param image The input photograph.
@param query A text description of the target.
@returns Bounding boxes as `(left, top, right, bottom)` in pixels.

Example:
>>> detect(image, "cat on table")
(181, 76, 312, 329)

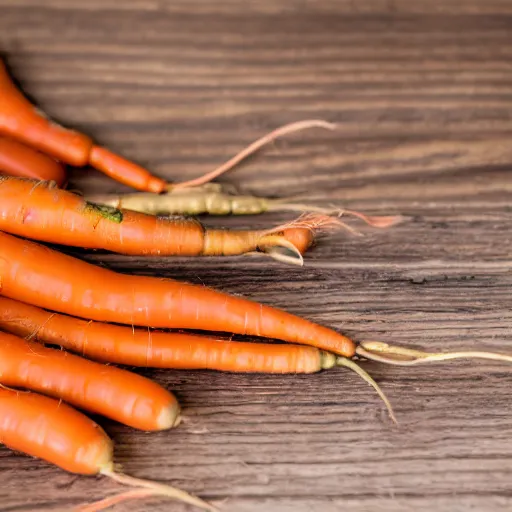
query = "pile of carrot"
(1, 58, 510, 512)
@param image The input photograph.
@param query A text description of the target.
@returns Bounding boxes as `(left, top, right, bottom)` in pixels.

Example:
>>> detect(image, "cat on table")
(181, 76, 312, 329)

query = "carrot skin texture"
(0, 231, 355, 357)
(0, 388, 113, 474)
(0, 176, 313, 257)
(90, 146, 167, 193)
(0, 297, 326, 373)
(0, 60, 166, 192)
(0, 60, 92, 166)
(0, 136, 67, 185)
(0, 330, 179, 431)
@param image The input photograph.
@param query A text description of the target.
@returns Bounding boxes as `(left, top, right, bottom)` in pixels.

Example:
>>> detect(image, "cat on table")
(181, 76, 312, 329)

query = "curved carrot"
(0, 388, 214, 510)
(0, 330, 180, 431)
(0, 61, 331, 194)
(0, 60, 92, 167)
(0, 176, 323, 259)
(0, 230, 355, 357)
(0, 136, 67, 185)
(0, 296, 334, 373)
(0, 59, 165, 192)
(89, 146, 167, 194)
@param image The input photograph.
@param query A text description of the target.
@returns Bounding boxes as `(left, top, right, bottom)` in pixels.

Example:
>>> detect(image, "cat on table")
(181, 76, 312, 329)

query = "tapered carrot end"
(96, 470, 217, 512)
(265, 213, 364, 240)
(147, 177, 168, 194)
(336, 357, 398, 425)
(257, 235, 305, 266)
(172, 119, 337, 189)
(343, 210, 405, 229)
(356, 341, 512, 367)
(156, 402, 182, 430)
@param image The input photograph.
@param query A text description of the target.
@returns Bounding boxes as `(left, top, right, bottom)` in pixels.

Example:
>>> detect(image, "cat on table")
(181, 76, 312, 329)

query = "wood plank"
(0, 1, 511, 510)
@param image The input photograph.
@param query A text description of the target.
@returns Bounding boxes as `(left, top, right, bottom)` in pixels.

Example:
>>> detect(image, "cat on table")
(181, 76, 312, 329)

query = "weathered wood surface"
(1, 1, 512, 511)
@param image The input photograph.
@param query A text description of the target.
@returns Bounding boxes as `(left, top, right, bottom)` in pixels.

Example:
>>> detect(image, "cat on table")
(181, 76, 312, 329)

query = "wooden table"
(1, 1, 512, 511)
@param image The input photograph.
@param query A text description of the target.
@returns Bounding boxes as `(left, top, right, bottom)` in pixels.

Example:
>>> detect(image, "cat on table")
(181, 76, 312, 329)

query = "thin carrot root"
(256, 210, 400, 264)
(77, 469, 218, 512)
(267, 200, 341, 215)
(264, 212, 351, 236)
(74, 489, 156, 512)
(265, 211, 403, 239)
(342, 210, 405, 229)
(336, 357, 397, 424)
(170, 120, 337, 190)
(356, 341, 512, 367)
(256, 235, 304, 266)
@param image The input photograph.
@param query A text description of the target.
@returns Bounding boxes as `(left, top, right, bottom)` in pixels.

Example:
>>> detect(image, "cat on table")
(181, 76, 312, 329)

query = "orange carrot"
(0, 59, 335, 193)
(170, 120, 337, 190)
(0, 230, 355, 357)
(0, 296, 335, 373)
(0, 296, 397, 422)
(0, 176, 399, 261)
(0, 59, 165, 192)
(0, 135, 66, 185)
(0, 387, 113, 475)
(0, 175, 334, 260)
(0, 329, 179, 431)
(0, 60, 92, 167)
(0, 388, 214, 510)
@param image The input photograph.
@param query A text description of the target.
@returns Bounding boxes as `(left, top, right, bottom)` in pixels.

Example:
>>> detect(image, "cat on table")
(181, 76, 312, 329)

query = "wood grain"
(0, 1, 512, 511)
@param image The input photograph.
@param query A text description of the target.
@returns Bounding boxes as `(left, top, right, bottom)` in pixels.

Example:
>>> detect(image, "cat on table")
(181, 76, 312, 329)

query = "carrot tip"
(100, 470, 216, 511)
(320, 351, 337, 370)
(156, 403, 182, 430)
(343, 210, 405, 229)
(172, 119, 337, 189)
(257, 235, 305, 266)
(357, 341, 512, 367)
(147, 177, 168, 194)
(336, 357, 398, 425)
(265, 213, 358, 238)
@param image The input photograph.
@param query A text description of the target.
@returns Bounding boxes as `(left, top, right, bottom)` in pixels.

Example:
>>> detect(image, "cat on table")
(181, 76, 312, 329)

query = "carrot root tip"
(257, 235, 304, 266)
(320, 351, 337, 370)
(337, 357, 398, 425)
(156, 403, 182, 430)
(357, 341, 512, 367)
(100, 469, 216, 511)
(172, 119, 337, 189)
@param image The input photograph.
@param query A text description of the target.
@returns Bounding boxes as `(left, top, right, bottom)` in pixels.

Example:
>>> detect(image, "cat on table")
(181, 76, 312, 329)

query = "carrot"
(0, 230, 355, 357)
(0, 329, 180, 431)
(86, 182, 405, 222)
(0, 296, 396, 421)
(0, 60, 92, 167)
(0, 175, 337, 262)
(0, 175, 400, 263)
(169, 120, 337, 190)
(0, 59, 165, 192)
(0, 387, 113, 475)
(0, 296, 333, 372)
(0, 388, 214, 511)
(0, 135, 66, 185)
(0, 60, 335, 193)
(357, 341, 512, 366)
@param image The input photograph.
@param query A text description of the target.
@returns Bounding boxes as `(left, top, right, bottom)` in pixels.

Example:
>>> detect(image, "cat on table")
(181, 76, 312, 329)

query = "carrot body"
(0, 231, 355, 357)
(0, 61, 92, 166)
(0, 297, 334, 373)
(0, 176, 314, 257)
(0, 387, 113, 474)
(0, 136, 67, 185)
(0, 60, 166, 192)
(90, 146, 167, 193)
(0, 330, 179, 431)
